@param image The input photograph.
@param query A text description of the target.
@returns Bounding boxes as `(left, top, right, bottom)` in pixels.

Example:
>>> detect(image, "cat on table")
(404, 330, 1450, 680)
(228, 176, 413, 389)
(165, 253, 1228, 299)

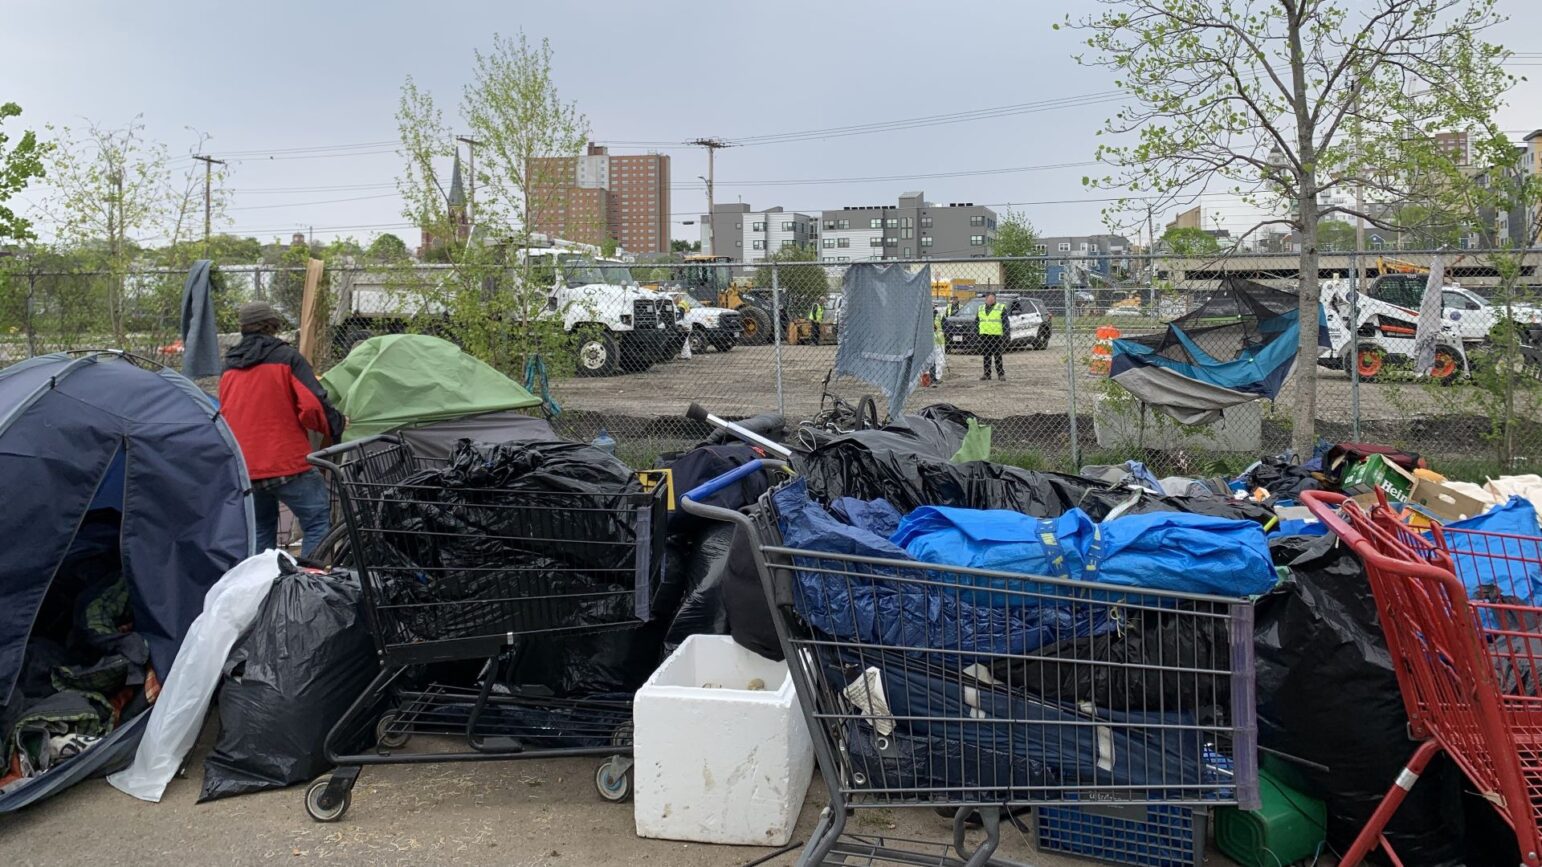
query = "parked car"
(665, 292, 743, 353)
(941, 295, 1050, 352)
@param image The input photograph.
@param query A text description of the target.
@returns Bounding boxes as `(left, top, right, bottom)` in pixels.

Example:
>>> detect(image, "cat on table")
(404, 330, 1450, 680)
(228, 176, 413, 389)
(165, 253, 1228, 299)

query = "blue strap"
(523, 354, 561, 418)
(1036, 518, 1070, 579)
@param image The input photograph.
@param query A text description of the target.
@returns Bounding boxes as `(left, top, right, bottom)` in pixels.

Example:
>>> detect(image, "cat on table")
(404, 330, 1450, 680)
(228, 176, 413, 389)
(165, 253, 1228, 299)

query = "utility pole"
(192, 154, 227, 249)
(687, 138, 730, 255)
(456, 135, 482, 224)
(1350, 88, 1364, 440)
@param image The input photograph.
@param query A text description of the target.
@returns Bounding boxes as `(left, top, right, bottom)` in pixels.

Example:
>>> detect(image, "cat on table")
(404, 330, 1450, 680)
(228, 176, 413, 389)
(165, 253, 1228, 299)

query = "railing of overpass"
(4, 249, 1540, 477)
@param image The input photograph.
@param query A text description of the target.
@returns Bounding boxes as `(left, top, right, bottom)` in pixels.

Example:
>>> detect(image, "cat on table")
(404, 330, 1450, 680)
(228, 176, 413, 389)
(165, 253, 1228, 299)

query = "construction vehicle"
(1318, 278, 1468, 383)
(666, 254, 776, 345)
(931, 278, 979, 311)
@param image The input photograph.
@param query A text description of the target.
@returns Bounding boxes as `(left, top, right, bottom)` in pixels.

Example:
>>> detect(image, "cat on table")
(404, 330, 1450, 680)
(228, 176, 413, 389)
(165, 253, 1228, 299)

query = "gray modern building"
(817, 192, 997, 262)
(699, 203, 818, 263)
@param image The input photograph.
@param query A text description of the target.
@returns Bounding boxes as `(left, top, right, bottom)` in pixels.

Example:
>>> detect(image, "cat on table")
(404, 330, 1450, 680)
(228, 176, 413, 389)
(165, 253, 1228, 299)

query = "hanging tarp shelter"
(1109, 277, 1330, 425)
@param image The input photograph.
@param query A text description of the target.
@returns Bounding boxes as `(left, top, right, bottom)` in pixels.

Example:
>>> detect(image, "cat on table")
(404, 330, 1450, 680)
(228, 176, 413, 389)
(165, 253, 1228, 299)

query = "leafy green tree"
(600, 236, 619, 258)
(1315, 220, 1356, 252)
(753, 244, 829, 317)
(1389, 204, 1465, 249)
(1160, 227, 1221, 256)
(989, 209, 1046, 291)
(0, 102, 49, 244)
(368, 232, 410, 262)
(670, 239, 701, 255)
(1072, 0, 1513, 453)
(395, 32, 590, 373)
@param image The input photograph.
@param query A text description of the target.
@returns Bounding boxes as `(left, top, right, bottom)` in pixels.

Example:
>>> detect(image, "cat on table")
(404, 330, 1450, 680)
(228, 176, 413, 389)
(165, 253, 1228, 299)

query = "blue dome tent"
(0, 352, 254, 812)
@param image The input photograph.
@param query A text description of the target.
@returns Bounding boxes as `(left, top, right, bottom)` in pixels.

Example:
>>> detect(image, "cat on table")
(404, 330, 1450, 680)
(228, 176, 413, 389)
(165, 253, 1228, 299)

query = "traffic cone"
(1089, 325, 1120, 375)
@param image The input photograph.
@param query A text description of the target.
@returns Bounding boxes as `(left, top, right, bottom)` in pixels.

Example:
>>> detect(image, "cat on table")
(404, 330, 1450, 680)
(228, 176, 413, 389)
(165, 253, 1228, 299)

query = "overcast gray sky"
(5, 0, 1540, 247)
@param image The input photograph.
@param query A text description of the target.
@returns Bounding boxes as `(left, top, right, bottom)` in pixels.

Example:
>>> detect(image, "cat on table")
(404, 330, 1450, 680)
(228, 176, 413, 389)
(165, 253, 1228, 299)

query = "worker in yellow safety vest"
(976, 291, 1007, 381)
(809, 302, 824, 344)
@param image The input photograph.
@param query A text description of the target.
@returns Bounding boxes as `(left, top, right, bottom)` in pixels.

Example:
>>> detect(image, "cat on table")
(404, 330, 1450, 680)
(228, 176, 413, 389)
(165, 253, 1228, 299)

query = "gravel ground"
(552, 338, 1509, 458)
(0, 724, 1236, 866)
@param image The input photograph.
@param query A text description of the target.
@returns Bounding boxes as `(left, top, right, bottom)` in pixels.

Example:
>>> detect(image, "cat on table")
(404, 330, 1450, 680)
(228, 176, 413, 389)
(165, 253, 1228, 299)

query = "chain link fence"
(4, 249, 1540, 476)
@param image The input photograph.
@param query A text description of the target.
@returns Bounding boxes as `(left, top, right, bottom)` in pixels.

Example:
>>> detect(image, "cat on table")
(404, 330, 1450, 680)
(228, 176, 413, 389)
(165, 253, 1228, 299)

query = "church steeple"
(448, 153, 467, 213)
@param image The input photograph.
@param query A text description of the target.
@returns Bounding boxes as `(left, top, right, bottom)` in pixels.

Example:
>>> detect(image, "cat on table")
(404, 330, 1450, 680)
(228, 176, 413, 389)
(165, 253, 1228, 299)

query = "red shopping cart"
(1301, 490, 1542, 866)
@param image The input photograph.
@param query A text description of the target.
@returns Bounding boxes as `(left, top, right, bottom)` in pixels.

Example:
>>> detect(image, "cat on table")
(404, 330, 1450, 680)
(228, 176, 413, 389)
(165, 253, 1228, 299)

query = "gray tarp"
(179, 260, 219, 378)
(834, 263, 934, 420)
(1109, 363, 1290, 426)
(395, 411, 559, 460)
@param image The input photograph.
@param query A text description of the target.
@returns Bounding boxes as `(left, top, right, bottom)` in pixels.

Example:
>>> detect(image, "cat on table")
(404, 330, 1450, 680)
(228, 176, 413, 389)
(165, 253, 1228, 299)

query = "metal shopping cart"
(682, 461, 1260, 867)
(300, 435, 666, 821)
(1302, 490, 1542, 866)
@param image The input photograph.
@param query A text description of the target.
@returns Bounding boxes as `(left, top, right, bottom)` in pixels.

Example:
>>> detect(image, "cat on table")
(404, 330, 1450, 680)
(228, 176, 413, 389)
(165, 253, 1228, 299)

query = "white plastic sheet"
(107, 551, 286, 802)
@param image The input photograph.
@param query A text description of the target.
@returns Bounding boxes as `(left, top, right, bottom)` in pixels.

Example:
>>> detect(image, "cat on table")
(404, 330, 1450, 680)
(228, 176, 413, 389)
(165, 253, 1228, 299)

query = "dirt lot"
(553, 338, 1504, 458)
(0, 727, 1232, 866)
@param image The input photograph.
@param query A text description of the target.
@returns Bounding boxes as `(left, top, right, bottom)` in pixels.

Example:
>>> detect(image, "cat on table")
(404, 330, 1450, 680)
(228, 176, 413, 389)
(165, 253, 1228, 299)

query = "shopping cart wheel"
(375, 712, 409, 749)
(305, 776, 352, 822)
(595, 758, 634, 803)
(610, 722, 633, 748)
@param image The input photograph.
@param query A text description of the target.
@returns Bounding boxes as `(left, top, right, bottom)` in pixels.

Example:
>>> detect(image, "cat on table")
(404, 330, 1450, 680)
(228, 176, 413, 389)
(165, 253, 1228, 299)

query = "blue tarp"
(0, 353, 254, 813)
(892, 505, 1278, 599)
(1440, 497, 1542, 602)
(774, 481, 1109, 656)
(1112, 311, 1306, 396)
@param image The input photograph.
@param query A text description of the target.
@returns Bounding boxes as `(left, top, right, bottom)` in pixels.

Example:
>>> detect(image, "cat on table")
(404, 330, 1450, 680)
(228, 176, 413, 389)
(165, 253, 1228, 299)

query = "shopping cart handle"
(681, 459, 786, 504)
(306, 434, 402, 472)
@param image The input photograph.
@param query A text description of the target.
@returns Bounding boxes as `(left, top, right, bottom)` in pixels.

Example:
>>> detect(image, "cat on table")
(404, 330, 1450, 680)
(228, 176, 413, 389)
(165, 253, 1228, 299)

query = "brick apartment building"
(527, 144, 671, 254)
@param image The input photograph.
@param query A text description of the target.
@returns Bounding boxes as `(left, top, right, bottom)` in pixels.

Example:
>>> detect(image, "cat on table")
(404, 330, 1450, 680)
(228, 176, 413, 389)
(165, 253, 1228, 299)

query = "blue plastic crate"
(1035, 801, 1205, 867)
(1034, 747, 1231, 867)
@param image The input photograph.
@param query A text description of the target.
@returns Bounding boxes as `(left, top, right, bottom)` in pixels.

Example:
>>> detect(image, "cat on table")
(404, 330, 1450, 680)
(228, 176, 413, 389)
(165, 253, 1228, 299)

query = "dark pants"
(980, 335, 1006, 378)
(253, 469, 332, 558)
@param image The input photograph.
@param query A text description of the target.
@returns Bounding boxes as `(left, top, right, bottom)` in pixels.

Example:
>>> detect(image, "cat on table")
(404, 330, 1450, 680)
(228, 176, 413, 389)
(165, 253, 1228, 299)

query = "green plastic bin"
(1214, 768, 1326, 867)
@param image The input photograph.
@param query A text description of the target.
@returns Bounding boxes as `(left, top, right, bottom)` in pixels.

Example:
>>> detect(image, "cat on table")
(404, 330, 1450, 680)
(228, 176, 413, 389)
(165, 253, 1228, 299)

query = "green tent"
(322, 334, 543, 442)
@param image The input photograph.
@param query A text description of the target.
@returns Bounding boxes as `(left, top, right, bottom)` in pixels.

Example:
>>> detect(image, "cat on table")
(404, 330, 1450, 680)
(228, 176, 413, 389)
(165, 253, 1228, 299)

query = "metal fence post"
(771, 261, 785, 416)
(1063, 271, 1081, 470)
(1348, 250, 1361, 441)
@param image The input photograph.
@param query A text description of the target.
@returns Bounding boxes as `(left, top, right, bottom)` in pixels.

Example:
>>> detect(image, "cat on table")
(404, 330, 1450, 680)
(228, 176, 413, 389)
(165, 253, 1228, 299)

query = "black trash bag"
(198, 565, 376, 802)
(664, 444, 775, 535)
(990, 606, 1230, 721)
(722, 521, 783, 661)
(505, 622, 666, 698)
(1074, 485, 1276, 525)
(665, 523, 737, 652)
(796, 404, 975, 462)
(800, 445, 1273, 525)
(371, 440, 645, 642)
(500, 542, 689, 698)
(1257, 534, 1465, 866)
(1245, 456, 1322, 499)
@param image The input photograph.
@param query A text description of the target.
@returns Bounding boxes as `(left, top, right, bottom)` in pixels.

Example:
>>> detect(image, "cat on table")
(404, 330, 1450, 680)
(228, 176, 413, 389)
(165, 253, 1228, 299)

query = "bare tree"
(1070, 0, 1514, 452)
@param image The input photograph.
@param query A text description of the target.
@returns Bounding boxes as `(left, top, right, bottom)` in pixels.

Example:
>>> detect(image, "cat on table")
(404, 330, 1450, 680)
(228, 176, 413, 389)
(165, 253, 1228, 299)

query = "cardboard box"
(1405, 478, 1488, 524)
(1341, 454, 1416, 501)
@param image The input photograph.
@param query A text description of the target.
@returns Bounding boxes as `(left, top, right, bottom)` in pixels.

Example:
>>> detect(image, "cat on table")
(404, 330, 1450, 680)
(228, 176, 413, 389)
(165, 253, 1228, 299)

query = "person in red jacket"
(220, 302, 345, 557)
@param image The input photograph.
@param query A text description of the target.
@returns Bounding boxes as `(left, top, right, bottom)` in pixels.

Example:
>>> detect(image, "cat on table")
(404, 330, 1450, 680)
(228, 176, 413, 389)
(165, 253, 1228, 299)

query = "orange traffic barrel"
(1089, 325, 1121, 375)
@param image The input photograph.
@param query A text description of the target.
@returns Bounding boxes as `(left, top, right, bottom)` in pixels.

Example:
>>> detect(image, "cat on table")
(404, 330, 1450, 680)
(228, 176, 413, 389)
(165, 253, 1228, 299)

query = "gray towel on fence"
(834, 263, 934, 420)
(179, 260, 219, 378)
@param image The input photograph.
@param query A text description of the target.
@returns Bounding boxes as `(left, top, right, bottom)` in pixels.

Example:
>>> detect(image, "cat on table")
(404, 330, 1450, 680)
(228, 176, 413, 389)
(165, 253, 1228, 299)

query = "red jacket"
(219, 334, 344, 480)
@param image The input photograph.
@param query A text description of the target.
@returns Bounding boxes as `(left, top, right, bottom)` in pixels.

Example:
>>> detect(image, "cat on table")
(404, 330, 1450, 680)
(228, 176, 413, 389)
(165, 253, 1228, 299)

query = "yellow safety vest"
(977, 305, 1004, 336)
(810, 305, 824, 323)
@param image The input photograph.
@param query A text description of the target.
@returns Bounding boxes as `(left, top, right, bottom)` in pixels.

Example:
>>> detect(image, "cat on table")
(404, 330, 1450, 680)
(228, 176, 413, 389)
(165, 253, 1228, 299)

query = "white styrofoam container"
(633, 635, 814, 846)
